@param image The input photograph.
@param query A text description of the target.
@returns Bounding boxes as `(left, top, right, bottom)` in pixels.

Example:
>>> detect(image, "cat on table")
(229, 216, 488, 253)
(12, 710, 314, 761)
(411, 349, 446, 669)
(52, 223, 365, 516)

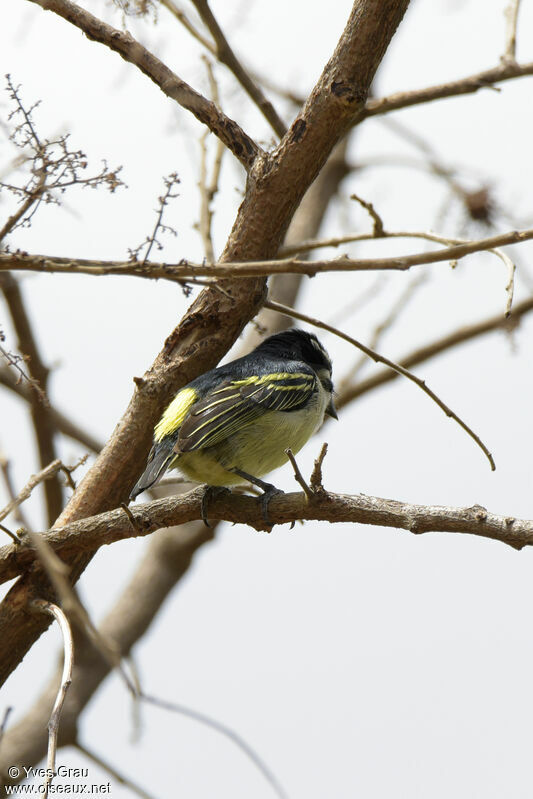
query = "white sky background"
(1, 0, 533, 797)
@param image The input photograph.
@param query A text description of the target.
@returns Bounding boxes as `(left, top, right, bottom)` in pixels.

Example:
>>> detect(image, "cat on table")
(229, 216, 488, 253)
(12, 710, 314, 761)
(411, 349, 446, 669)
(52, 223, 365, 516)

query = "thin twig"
(0, 706, 13, 752)
(30, 600, 74, 799)
(0, 450, 31, 530)
(309, 443, 328, 493)
(75, 742, 156, 799)
(502, 0, 522, 63)
(0, 459, 63, 524)
(350, 192, 384, 236)
(197, 57, 224, 263)
(338, 295, 533, 408)
(140, 692, 288, 799)
(326, 276, 386, 326)
(364, 59, 533, 118)
(0, 365, 103, 453)
(189, 0, 287, 137)
(0, 171, 47, 242)
(0, 342, 47, 405)
(338, 273, 426, 389)
(160, 0, 214, 51)
(0, 523, 19, 544)
(285, 449, 313, 499)
(26, 529, 137, 697)
(264, 298, 496, 471)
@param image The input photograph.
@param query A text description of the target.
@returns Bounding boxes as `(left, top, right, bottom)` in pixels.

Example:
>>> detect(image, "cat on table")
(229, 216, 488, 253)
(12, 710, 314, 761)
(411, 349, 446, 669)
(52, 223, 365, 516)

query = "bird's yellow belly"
(173, 397, 326, 486)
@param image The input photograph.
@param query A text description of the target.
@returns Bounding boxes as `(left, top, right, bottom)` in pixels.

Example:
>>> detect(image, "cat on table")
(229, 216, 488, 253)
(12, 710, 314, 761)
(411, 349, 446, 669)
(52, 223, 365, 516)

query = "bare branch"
(0, 451, 31, 530)
(338, 272, 426, 388)
(0, 365, 102, 453)
(350, 192, 384, 236)
(338, 295, 533, 408)
(2, 488, 533, 586)
(128, 173, 181, 266)
(30, 600, 74, 799)
(160, 0, 215, 51)
(26, 527, 136, 695)
(190, 0, 287, 138)
(286, 449, 313, 499)
(0, 458, 84, 526)
(0, 0, 409, 697)
(26, 0, 261, 170)
(139, 691, 288, 799)
(364, 59, 533, 118)
(197, 58, 224, 263)
(3, 227, 532, 279)
(74, 742, 156, 799)
(0, 170, 46, 242)
(0, 706, 13, 751)
(264, 298, 496, 471)
(502, 0, 522, 63)
(309, 443, 328, 494)
(0, 273, 62, 524)
(0, 459, 62, 525)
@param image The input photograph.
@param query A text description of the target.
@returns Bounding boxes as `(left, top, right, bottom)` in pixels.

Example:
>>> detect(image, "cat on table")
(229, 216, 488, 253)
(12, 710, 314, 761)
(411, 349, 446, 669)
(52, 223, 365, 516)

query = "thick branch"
(26, 0, 260, 170)
(0, 488, 531, 588)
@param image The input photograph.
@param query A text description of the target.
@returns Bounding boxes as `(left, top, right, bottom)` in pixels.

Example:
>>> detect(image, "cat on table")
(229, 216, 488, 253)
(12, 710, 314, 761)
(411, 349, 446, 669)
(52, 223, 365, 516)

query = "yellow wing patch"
(230, 372, 310, 387)
(154, 387, 198, 441)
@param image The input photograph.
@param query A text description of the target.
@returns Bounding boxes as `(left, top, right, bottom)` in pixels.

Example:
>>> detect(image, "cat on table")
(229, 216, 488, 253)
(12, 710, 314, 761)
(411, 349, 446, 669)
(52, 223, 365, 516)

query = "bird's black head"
(255, 329, 332, 374)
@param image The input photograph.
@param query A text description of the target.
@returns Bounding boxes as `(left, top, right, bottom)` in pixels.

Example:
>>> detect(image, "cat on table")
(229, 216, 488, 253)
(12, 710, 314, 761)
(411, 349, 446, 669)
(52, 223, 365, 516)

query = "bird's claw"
(260, 484, 284, 526)
(201, 485, 229, 527)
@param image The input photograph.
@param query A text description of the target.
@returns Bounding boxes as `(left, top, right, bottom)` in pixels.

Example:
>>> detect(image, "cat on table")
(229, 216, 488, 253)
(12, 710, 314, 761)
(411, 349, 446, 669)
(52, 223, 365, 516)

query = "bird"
(130, 328, 337, 523)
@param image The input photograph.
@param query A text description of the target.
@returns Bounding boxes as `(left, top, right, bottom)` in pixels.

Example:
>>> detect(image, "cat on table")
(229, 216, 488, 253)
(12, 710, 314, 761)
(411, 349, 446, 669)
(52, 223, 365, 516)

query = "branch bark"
(1, 487, 531, 589)
(26, 0, 260, 170)
(3, 226, 532, 279)
(364, 59, 533, 117)
(0, 274, 62, 525)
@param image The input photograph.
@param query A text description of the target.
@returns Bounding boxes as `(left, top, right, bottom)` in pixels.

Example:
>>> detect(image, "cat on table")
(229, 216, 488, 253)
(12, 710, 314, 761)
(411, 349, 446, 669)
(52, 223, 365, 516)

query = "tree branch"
(0, 365, 102, 453)
(0, 0, 409, 698)
(338, 295, 533, 407)
(0, 274, 62, 525)
(364, 59, 533, 118)
(190, 0, 287, 138)
(26, 0, 261, 170)
(3, 226, 532, 280)
(1, 486, 531, 588)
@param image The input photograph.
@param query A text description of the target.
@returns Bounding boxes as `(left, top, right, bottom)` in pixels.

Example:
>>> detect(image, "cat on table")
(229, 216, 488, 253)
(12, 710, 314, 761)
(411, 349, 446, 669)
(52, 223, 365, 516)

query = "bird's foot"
(259, 483, 284, 526)
(201, 485, 230, 528)
(230, 468, 283, 526)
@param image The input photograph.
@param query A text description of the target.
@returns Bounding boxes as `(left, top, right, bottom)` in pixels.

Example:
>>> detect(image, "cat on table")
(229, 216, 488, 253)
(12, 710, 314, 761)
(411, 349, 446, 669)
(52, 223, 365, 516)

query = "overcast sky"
(2, 1, 533, 797)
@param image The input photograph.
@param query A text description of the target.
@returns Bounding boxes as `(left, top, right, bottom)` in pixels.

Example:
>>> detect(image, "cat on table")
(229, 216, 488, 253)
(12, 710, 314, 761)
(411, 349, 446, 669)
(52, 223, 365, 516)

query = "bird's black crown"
(255, 329, 332, 372)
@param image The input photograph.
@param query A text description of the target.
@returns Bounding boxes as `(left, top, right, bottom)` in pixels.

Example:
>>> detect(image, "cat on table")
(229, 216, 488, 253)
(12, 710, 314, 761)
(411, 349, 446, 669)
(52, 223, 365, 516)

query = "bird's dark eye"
(321, 377, 333, 393)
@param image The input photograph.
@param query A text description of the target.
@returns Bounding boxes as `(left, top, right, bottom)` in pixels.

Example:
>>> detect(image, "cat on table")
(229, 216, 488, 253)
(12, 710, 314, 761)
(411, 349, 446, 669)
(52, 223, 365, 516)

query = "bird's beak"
(326, 396, 338, 420)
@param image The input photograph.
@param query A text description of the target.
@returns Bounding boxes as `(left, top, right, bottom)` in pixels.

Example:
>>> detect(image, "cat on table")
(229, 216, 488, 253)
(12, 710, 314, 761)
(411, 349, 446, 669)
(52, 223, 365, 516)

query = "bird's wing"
(177, 370, 316, 452)
(130, 385, 199, 498)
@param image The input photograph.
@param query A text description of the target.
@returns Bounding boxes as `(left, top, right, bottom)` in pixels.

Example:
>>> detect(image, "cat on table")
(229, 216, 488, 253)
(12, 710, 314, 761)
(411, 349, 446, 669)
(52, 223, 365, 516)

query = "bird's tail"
(130, 437, 176, 500)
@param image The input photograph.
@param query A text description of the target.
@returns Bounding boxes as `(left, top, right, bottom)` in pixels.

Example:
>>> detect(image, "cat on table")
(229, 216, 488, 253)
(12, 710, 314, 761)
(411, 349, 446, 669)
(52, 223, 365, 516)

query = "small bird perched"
(130, 328, 337, 522)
